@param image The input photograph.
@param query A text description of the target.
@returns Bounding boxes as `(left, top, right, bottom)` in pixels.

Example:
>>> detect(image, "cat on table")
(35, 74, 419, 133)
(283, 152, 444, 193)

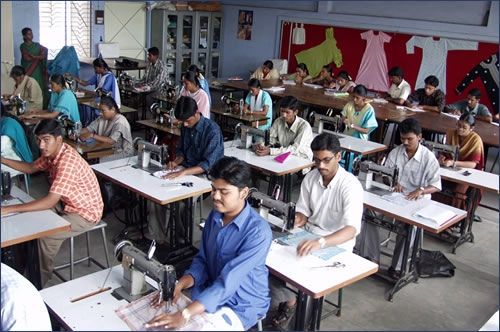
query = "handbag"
(416, 249, 456, 278)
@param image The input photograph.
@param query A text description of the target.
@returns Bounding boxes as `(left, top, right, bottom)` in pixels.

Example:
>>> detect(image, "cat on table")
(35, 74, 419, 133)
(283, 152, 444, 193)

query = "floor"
(22, 133, 499, 331)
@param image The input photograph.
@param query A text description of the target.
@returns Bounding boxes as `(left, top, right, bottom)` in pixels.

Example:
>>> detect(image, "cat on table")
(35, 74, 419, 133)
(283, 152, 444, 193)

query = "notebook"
(414, 205, 456, 226)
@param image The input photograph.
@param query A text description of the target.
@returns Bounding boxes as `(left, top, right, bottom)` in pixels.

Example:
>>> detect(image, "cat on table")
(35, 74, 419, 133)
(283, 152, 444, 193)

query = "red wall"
(279, 23, 499, 114)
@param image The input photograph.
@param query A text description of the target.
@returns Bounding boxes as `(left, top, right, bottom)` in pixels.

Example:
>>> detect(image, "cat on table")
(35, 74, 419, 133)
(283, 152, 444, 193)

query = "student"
(22, 74, 80, 123)
(342, 84, 378, 141)
(180, 71, 211, 118)
(356, 118, 441, 278)
(284, 63, 312, 84)
(5, 65, 43, 110)
(251, 60, 280, 81)
(137, 47, 168, 110)
(77, 96, 134, 159)
(405, 75, 445, 113)
(444, 88, 492, 122)
(269, 133, 363, 329)
(333, 70, 356, 92)
(242, 78, 273, 130)
(146, 157, 272, 331)
(386, 66, 411, 105)
(188, 64, 211, 106)
(254, 96, 313, 161)
(306, 65, 334, 87)
(1, 119, 104, 286)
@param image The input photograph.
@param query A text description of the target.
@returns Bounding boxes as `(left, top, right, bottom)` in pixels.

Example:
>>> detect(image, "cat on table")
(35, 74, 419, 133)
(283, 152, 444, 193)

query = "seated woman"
(242, 78, 273, 130)
(333, 70, 356, 92)
(251, 60, 280, 81)
(305, 65, 334, 87)
(179, 71, 210, 118)
(77, 96, 133, 161)
(341, 84, 378, 171)
(188, 64, 211, 106)
(284, 63, 312, 84)
(73, 58, 121, 126)
(434, 113, 484, 209)
(22, 74, 80, 123)
(5, 65, 43, 110)
(0, 103, 33, 177)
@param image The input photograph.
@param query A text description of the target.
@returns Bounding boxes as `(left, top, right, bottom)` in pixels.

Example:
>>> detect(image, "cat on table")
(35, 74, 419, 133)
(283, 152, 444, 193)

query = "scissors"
(161, 182, 194, 188)
(311, 261, 345, 269)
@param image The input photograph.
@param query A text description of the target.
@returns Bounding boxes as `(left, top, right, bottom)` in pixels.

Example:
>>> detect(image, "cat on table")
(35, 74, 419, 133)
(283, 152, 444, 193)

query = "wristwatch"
(181, 308, 191, 324)
(419, 186, 425, 195)
(318, 237, 327, 249)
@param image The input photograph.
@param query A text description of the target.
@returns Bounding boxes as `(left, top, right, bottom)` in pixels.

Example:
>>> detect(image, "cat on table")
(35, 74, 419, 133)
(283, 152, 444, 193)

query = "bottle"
(239, 99, 244, 116)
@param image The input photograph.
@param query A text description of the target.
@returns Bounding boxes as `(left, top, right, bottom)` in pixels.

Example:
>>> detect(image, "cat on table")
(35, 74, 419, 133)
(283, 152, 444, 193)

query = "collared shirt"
(34, 143, 103, 222)
(185, 203, 272, 330)
(87, 113, 133, 156)
(296, 167, 364, 252)
(269, 115, 313, 161)
(176, 116, 224, 172)
(385, 143, 442, 197)
(1, 263, 52, 331)
(12, 75, 43, 110)
(388, 79, 411, 101)
(142, 59, 168, 90)
(446, 99, 492, 118)
(408, 88, 446, 112)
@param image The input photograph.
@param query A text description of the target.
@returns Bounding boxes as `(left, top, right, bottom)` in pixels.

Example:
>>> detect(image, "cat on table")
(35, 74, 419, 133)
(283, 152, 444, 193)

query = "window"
(39, 1, 91, 60)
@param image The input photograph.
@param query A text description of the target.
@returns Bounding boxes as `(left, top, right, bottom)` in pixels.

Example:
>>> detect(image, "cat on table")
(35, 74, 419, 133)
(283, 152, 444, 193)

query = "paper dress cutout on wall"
(355, 30, 392, 91)
(292, 23, 306, 45)
(295, 27, 343, 77)
(406, 36, 478, 91)
(456, 52, 499, 114)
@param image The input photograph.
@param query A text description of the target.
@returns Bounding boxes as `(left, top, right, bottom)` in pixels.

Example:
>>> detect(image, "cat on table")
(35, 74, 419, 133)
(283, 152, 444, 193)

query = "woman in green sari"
(20, 27, 49, 109)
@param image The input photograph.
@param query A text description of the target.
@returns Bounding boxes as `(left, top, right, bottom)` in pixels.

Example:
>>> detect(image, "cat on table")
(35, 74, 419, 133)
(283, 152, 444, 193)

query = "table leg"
(294, 291, 308, 331)
(308, 297, 321, 331)
(283, 174, 292, 203)
(452, 187, 478, 253)
(26, 239, 42, 289)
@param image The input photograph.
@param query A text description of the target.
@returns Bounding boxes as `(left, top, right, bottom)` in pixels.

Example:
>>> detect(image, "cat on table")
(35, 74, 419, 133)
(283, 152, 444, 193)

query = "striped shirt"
(142, 59, 168, 91)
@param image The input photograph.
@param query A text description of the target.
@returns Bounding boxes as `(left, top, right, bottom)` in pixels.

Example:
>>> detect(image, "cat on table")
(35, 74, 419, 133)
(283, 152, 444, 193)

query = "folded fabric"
(152, 167, 182, 178)
(274, 151, 291, 163)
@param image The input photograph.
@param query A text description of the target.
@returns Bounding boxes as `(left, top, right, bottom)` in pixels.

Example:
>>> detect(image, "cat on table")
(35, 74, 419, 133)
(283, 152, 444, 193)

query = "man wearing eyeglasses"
(269, 132, 363, 329)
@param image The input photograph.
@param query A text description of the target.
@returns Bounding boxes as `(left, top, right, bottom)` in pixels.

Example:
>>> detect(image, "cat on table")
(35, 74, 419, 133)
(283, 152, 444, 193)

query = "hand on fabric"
(145, 311, 186, 329)
(296, 239, 320, 256)
(405, 189, 422, 201)
(163, 169, 186, 180)
(294, 213, 307, 228)
(254, 144, 270, 156)
(393, 183, 404, 193)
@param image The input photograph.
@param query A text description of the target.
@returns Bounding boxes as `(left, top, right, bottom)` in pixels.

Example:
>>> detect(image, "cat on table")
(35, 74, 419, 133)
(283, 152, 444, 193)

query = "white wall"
(1, 1, 15, 94)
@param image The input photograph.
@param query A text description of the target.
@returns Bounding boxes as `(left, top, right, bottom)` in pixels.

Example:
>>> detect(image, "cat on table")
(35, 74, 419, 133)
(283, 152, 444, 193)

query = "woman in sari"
(20, 27, 49, 109)
(242, 78, 273, 130)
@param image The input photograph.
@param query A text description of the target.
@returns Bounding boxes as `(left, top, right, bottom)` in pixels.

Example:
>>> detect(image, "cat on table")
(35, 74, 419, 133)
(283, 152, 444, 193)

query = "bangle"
(350, 123, 354, 129)
(181, 308, 191, 324)
(318, 237, 326, 249)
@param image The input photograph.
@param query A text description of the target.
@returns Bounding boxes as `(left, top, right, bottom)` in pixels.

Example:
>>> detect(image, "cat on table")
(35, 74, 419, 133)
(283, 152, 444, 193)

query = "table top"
(363, 190, 467, 234)
(136, 119, 181, 136)
(224, 141, 314, 176)
(439, 167, 499, 194)
(314, 131, 387, 155)
(211, 107, 270, 125)
(1, 186, 70, 248)
(78, 100, 138, 114)
(92, 156, 211, 205)
(64, 138, 114, 158)
(79, 56, 147, 71)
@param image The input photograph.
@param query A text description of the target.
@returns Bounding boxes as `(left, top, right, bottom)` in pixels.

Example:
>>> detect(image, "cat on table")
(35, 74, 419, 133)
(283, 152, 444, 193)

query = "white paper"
(302, 83, 323, 89)
(152, 168, 183, 179)
(380, 192, 413, 206)
(404, 106, 426, 113)
(264, 86, 286, 93)
(282, 80, 296, 85)
(372, 98, 388, 104)
(414, 204, 456, 225)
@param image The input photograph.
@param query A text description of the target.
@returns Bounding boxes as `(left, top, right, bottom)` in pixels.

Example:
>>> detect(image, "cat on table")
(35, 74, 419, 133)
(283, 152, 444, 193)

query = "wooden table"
(211, 107, 269, 136)
(2, 186, 71, 288)
(78, 99, 139, 125)
(64, 138, 114, 161)
(136, 119, 181, 136)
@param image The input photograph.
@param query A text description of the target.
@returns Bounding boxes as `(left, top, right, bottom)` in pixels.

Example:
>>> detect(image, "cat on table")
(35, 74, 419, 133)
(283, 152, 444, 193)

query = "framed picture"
(237, 10, 253, 40)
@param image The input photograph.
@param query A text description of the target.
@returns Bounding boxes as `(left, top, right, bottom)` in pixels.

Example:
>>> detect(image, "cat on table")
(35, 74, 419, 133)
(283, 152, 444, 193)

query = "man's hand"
(164, 169, 186, 180)
(297, 239, 320, 256)
(294, 213, 307, 228)
(406, 188, 422, 200)
(79, 131, 92, 140)
(254, 144, 270, 156)
(393, 183, 404, 193)
(1, 206, 15, 216)
(145, 311, 186, 329)
(450, 109, 461, 116)
(167, 161, 178, 170)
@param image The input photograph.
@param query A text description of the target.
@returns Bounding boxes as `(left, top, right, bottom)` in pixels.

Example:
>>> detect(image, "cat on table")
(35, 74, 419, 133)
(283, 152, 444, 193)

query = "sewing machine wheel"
(150, 103, 162, 115)
(114, 240, 133, 262)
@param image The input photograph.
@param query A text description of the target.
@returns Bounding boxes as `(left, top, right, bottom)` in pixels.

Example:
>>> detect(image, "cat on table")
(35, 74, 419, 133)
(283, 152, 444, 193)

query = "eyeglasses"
(313, 156, 335, 165)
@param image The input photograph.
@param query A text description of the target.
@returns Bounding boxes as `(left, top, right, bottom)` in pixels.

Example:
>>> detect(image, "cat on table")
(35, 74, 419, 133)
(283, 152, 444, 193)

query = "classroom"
(0, 1, 498, 331)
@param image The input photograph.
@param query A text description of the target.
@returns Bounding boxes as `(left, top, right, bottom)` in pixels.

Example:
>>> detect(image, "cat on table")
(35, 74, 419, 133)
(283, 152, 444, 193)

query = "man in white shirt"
(386, 66, 411, 105)
(1, 263, 52, 331)
(355, 118, 441, 278)
(269, 132, 363, 329)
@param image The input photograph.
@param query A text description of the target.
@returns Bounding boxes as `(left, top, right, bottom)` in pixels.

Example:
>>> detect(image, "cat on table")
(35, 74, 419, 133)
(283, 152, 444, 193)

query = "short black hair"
(21, 27, 32, 36)
(34, 119, 63, 137)
(100, 95, 120, 113)
(352, 84, 367, 97)
(263, 60, 274, 70)
(93, 58, 109, 70)
(182, 71, 201, 87)
(279, 96, 299, 111)
(297, 63, 309, 75)
(188, 64, 201, 75)
(388, 66, 404, 78)
(10, 65, 26, 78)
(468, 88, 481, 99)
(336, 70, 352, 81)
(50, 74, 66, 88)
(311, 132, 342, 154)
(424, 75, 439, 87)
(174, 96, 198, 121)
(248, 78, 261, 89)
(399, 118, 422, 136)
(459, 112, 476, 127)
(148, 47, 159, 56)
(322, 65, 333, 74)
(208, 156, 252, 189)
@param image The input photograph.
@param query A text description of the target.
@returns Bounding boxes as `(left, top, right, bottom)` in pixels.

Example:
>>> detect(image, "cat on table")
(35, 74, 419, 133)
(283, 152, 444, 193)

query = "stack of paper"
(264, 86, 286, 93)
(303, 83, 323, 89)
(372, 98, 388, 104)
(414, 204, 456, 225)
(324, 90, 349, 98)
(380, 192, 412, 207)
(282, 80, 296, 85)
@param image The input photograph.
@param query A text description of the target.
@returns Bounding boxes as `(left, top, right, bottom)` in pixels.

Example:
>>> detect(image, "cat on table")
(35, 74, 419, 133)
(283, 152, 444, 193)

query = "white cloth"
(201, 306, 244, 331)
(356, 30, 392, 91)
(250, 90, 263, 112)
(1, 263, 52, 331)
(296, 167, 364, 252)
(388, 79, 411, 101)
(406, 36, 478, 91)
(0, 136, 23, 177)
(385, 143, 442, 196)
(292, 23, 306, 45)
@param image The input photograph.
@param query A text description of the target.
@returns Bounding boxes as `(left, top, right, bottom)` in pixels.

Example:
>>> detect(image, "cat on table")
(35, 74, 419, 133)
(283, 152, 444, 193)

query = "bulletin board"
(279, 22, 499, 114)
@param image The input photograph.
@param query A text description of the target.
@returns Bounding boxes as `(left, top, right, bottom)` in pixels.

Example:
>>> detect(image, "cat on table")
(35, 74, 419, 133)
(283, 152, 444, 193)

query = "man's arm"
(1, 192, 61, 216)
(1, 157, 38, 174)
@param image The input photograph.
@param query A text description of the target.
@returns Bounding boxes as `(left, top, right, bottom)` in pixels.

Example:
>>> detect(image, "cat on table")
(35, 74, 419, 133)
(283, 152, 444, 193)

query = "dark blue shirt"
(185, 203, 272, 329)
(176, 116, 224, 172)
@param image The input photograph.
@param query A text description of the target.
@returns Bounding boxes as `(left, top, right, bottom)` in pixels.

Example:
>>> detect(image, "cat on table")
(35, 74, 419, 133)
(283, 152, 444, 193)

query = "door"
(1, 1, 14, 94)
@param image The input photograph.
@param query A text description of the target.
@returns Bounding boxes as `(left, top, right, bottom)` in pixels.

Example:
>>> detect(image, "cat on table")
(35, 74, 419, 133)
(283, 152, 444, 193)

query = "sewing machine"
(236, 124, 270, 149)
(119, 72, 136, 89)
(112, 240, 176, 304)
(311, 112, 343, 134)
(159, 81, 179, 100)
(64, 74, 79, 92)
(132, 138, 169, 173)
(248, 191, 296, 231)
(57, 115, 82, 139)
(358, 161, 399, 196)
(422, 140, 460, 170)
(8, 94, 28, 115)
(221, 94, 243, 113)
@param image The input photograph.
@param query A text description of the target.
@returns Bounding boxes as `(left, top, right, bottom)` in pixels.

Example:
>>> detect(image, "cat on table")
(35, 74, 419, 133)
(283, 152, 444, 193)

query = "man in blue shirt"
(444, 88, 492, 122)
(146, 157, 273, 330)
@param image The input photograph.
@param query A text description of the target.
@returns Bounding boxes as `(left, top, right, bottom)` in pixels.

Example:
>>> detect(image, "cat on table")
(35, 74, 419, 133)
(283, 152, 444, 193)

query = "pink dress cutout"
(355, 30, 392, 91)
